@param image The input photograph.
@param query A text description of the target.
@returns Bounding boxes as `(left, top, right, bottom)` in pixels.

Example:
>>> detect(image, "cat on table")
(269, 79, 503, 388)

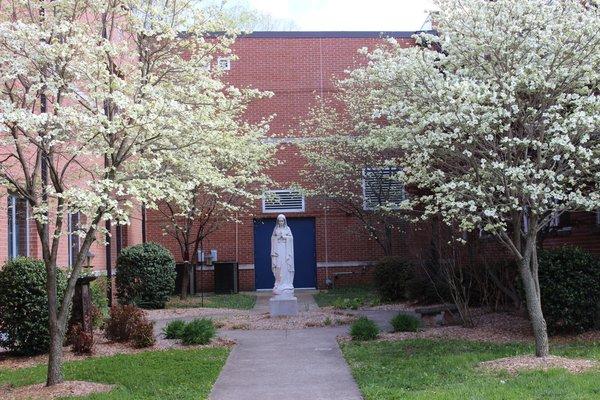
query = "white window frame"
(67, 212, 81, 267)
(217, 57, 231, 71)
(7, 194, 29, 259)
(262, 189, 305, 213)
(362, 167, 405, 211)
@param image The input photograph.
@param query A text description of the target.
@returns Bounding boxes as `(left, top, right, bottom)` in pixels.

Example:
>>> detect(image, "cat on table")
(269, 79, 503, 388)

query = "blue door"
(254, 217, 316, 290)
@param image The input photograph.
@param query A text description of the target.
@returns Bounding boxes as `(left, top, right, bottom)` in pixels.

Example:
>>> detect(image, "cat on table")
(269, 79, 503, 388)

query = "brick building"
(2, 31, 598, 292)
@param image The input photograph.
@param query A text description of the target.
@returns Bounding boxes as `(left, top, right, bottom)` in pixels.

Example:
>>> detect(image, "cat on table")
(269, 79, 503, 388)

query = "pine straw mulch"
(0, 381, 115, 400)
(0, 334, 235, 371)
(479, 355, 598, 374)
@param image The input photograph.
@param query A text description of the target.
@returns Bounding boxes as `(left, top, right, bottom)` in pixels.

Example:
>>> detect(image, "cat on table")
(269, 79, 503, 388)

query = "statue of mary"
(271, 214, 294, 296)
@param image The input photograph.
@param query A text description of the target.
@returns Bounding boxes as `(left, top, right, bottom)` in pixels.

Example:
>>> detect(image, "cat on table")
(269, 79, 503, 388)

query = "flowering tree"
(341, 0, 600, 356)
(0, 0, 263, 385)
(299, 102, 406, 256)
(158, 105, 272, 299)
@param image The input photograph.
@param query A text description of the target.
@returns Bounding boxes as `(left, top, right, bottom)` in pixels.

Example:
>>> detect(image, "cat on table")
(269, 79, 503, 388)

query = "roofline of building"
(238, 31, 430, 39)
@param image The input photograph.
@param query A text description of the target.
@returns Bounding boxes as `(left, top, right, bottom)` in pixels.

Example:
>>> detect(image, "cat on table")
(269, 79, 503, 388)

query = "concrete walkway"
(209, 327, 362, 400)
(209, 291, 363, 400)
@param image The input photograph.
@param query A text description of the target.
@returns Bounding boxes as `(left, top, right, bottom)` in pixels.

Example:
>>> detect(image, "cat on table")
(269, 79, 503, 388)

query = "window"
(7, 194, 29, 259)
(549, 211, 571, 229)
(596, 210, 600, 226)
(262, 190, 305, 213)
(67, 212, 81, 267)
(362, 167, 405, 211)
(217, 57, 231, 71)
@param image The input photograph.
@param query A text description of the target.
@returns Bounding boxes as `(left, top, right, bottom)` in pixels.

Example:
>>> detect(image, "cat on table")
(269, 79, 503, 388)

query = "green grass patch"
(314, 286, 381, 309)
(166, 293, 256, 310)
(341, 339, 600, 400)
(0, 347, 229, 399)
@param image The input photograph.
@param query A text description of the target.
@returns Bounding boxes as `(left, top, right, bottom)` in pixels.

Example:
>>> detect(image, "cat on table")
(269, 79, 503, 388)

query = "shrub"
(104, 304, 145, 342)
(90, 276, 109, 318)
(538, 247, 600, 334)
(68, 323, 94, 354)
(391, 313, 421, 332)
(131, 319, 156, 348)
(181, 319, 215, 345)
(350, 317, 379, 341)
(116, 243, 176, 309)
(373, 257, 413, 301)
(163, 320, 186, 339)
(0, 257, 67, 355)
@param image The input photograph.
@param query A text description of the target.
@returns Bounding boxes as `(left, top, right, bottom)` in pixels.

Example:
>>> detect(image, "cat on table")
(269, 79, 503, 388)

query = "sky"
(235, 0, 435, 31)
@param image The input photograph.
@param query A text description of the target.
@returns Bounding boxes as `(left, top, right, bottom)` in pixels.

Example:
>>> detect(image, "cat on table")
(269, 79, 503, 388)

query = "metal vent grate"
(262, 190, 305, 213)
(362, 167, 405, 211)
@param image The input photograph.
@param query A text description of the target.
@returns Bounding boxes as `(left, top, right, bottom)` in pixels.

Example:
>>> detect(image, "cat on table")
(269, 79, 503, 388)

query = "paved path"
(210, 291, 363, 400)
(209, 327, 362, 400)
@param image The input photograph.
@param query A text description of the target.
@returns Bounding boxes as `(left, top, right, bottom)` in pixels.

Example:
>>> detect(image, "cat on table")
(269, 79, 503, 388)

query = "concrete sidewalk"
(209, 327, 362, 400)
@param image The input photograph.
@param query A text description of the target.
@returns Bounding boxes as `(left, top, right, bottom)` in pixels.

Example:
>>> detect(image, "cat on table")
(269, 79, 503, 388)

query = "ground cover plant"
(342, 339, 600, 400)
(166, 293, 257, 310)
(181, 319, 216, 345)
(350, 317, 380, 341)
(0, 348, 229, 400)
(314, 286, 381, 309)
(390, 314, 421, 332)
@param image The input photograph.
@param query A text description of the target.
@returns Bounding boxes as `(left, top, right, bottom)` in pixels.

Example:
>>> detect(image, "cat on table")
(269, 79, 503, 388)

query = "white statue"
(271, 214, 294, 296)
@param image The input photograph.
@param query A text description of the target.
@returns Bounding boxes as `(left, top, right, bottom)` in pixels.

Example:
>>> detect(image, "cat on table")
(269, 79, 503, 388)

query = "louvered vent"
(262, 190, 305, 213)
(363, 167, 405, 211)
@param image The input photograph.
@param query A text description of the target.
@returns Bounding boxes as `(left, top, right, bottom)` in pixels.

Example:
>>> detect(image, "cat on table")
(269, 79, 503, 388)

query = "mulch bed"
(0, 381, 114, 400)
(0, 334, 234, 370)
(479, 355, 598, 374)
(147, 307, 357, 330)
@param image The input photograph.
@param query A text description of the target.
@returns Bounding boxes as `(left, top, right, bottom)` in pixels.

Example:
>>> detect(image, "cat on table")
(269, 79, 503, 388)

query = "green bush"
(163, 320, 186, 339)
(350, 317, 379, 341)
(390, 313, 421, 332)
(90, 276, 109, 328)
(538, 247, 600, 334)
(181, 319, 215, 345)
(374, 257, 413, 301)
(116, 243, 176, 309)
(0, 257, 67, 355)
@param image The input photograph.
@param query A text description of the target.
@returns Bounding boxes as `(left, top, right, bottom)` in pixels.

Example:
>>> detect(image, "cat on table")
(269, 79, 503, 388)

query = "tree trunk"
(180, 261, 190, 300)
(519, 236, 550, 357)
(46, 326, 64, 386)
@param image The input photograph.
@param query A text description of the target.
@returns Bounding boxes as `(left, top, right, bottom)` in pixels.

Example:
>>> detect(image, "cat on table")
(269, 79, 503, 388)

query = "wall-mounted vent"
(217, 57, 231, 70)
(262, 190, 305, 213)
(362, 167, 405, 211)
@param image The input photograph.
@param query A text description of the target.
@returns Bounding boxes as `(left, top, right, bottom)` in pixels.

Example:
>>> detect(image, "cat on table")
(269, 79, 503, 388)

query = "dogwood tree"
(299, 102, 406, 256)
(158, 105, 272, 300)
(341, 0, 600, 356)
(0, 0, 265, 385)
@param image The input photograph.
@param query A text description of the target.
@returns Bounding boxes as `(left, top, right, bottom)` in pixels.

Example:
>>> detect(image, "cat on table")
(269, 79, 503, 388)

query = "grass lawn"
(166, 293, 256, 310)
(313, 286, 381, 309)
(0, 347, 229, 399)
(341, 339, 600, 400)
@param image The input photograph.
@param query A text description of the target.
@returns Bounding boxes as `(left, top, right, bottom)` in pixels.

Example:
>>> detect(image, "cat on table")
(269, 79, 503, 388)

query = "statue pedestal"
(269, 293, 298, 317)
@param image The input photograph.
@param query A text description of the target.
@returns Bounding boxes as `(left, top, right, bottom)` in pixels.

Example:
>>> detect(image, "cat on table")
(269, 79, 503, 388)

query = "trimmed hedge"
(116, 243, 176, 309)
(538, 247, 600, 334)
(0, 257, 67, 355)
